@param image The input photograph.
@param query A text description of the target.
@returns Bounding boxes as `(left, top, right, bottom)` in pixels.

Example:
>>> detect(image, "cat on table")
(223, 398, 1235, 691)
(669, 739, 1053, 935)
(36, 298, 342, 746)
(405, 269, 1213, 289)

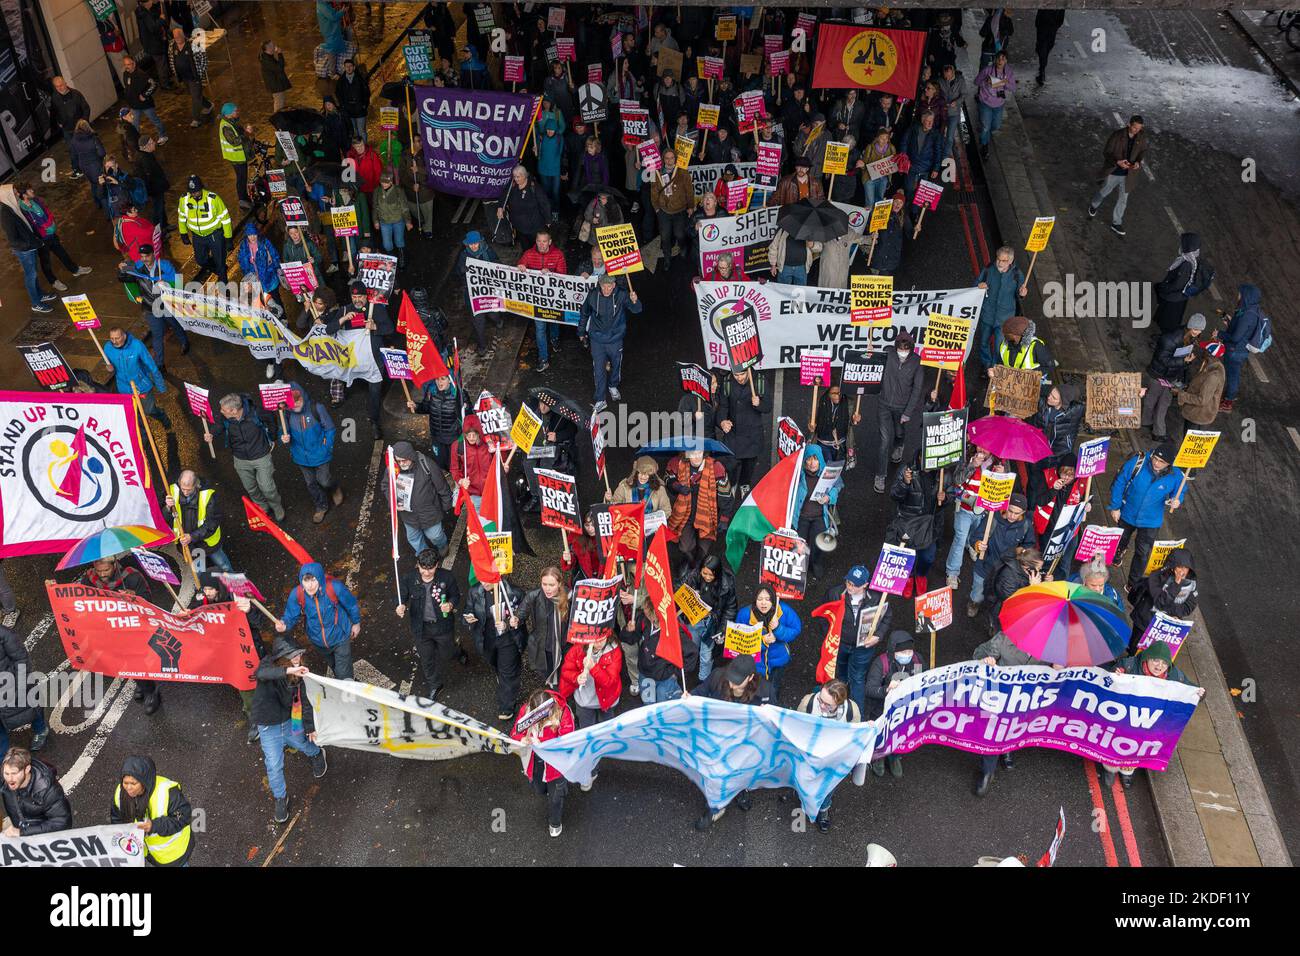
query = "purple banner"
(415, 88, 539, 199)
(876, 661, 1201, 771)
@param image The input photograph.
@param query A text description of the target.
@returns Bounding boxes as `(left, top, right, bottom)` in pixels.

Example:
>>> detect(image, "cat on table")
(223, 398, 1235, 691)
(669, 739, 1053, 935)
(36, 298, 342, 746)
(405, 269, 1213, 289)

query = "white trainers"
(53, 280, 68, 291)
(946, 575, 959, 589)
(549, 824, 563, 837)
(74, 266, 93, 276)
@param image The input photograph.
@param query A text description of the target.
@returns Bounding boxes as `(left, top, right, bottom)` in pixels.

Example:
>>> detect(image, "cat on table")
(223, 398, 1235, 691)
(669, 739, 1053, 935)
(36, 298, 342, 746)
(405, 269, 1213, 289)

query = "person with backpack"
(253, 639, 327, 824)
(275, 561, 361, 681)
(408, 372, 461, 470)
(1216, 283, 1268, 412)
(864, 632, 926, 778)
(282, 383, 345, 524)
(218, 392, 284, 522)
(387, 440, 454, 556)
(100, 156, 148, 222)
(120, 243, 187, 371)
(396, 548, 464, 700)
(1108, 443, 1186, 590)
(2, 748, 72, 836)
(793, 679, 861, 832)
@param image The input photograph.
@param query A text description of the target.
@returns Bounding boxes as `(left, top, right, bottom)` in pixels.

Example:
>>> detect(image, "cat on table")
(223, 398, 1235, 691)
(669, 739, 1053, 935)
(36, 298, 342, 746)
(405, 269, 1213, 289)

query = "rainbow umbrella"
(967, 415, 1053, 463)
(998, 581, 1130, 666)
(56, 525, 174, 571)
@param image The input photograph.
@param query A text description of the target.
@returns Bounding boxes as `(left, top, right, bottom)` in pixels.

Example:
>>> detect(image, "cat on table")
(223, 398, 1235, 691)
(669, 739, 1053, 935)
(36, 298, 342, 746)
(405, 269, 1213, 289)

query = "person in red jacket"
(345, 136, 382, 242)
(562, 511, 604, 584)
(510, 688, 575, 837)
(516, 229, 568, 371)
(558, 632, 623, 729)
(451, 414, 493, 511)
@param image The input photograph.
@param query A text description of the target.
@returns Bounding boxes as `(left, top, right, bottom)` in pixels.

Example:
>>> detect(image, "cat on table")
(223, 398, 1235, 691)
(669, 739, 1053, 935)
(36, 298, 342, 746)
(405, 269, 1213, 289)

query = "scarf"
(290, 683, 304, 735)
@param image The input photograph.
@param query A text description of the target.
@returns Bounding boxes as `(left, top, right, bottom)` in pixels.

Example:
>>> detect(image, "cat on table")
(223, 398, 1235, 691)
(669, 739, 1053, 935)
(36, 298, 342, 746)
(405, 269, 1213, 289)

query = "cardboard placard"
(657, 46, 683, 78)
(850, 275, 893, 325)
(987, 365, 1042, 419)
(510, 403, 543, 453)
(1085, 372, 1143, 429)
(739, 52, 762, 76)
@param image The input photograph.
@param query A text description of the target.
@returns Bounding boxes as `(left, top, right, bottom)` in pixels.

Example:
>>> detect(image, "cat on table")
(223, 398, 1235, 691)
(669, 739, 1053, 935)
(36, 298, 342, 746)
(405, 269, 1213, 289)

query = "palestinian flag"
(724, 450, 802, 572)
(464, 496, 501, 587)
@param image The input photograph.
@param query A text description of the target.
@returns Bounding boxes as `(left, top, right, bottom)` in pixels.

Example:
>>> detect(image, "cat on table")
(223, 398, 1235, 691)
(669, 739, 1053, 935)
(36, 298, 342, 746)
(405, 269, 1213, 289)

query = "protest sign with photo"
(915, 586, 954, 631)
(922, 408, 967, 471)
(987, 365, 1043, 418)
(569, 577, 622, 644)
(761, 530, 808, 600)
(280, 261, 317, 296)
(1085, 372, 1143, 429)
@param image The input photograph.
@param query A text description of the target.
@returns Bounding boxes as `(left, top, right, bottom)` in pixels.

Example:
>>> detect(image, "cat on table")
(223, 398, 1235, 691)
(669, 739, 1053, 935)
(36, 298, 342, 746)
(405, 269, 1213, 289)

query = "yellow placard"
(486, 531, 514, 574)
(850, 275, 893, 326)
(715, 15, 737, 41)
(919, 312, 973, 368)
(510, 403, 542, 453)
(674, 133, 695, 168)
(330, 205, 359, 231)
(868, 199, 893, 233)
(1174, 429, 1220, 470)
(595, 222, 644, 275)
(976, 471, 1016, 509)
(724, 620, 762, 656)
(696, 104, 720, 129)
(822, 141, 850, 176)
(379, 106, 400, 130)
(1145, 539, 1187, 576)
(674, 584, 712, 626)
(61, 294, 100, 330)
(1025, 216, 1056, 253)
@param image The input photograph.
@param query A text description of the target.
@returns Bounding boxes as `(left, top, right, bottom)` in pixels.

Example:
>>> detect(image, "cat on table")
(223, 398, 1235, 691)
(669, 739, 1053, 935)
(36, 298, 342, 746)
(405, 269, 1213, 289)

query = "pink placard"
(768, 50, 790, 76)
(259, 382, 293, 411)
(637, 139, 662, 172)
(219, 572, 266, 602)
(799, 353, 832, 387)
(556, 37, 576, 62)
(1074, 525, 1125, 564)
(280, 261, 317, 297)
(587, 63, 603, 85)
(764, 34, 783, 54)
(184, 382, 213, 422)
(725, 177, 750, 212)
(504, 56, 525, 83)
(912, 180, 944, 211)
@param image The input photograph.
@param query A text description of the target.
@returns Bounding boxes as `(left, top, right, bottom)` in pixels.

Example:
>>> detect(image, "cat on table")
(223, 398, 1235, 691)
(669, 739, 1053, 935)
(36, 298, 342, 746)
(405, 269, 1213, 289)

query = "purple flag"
(415, 88, 540, 200)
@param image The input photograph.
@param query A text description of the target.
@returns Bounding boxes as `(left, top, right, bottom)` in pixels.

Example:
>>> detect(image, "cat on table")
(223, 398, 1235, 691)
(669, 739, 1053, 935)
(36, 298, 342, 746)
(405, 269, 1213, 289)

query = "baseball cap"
(846, 565, 869, 587)
(725, 655, 756, 683)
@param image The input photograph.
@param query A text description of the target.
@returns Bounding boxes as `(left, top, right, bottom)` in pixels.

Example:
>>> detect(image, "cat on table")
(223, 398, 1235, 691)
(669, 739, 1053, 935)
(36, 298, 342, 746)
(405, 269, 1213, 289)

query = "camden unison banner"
(875, 661, 1200, 771)
(0, 393, 170, 558)
(48, 583, 259, 690)
(695, 282, 984, 370)
(416, 88, 540, 199)
(465, 259, 596, 325)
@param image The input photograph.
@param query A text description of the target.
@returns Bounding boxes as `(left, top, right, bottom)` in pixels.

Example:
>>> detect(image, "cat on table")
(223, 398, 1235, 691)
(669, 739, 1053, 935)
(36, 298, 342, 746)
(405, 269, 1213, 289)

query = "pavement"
(0, 3, 1291, 868)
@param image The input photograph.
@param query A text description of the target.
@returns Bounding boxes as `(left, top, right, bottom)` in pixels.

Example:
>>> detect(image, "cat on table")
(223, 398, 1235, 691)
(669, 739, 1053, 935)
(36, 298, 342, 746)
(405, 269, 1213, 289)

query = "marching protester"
(974, 246, 1028, 371)
(1104, 641, 1204, 788)
(275, 561, 362, 682)
(626, 588, 698, 704)
(945, 446, 999, 588)
(1172, 345, 1225, 437)
(464, 574, 528, 722)
(396, 549, 464, 699)
(665, 446, 728, 572)
(811, 384, 860, 461)
(498, 164, 552, 251)
(579, 272, 642, 408)
(973, 52, 1015, 161)
(1128, 548, 1199, 653)
(887, 457, 945, 598)
(455, 230, 500, 354)
(219, 392, 285, 522)
(968, 493, 1037, 622)
(865, 632, 926, 777)
(451, 414, 493, 512)
(522, 567, 572, 690)
(2, 748, 72, 836)
(510, 688, 575, 837)
(1154, 234, 1213, 335)
(104, 326, 171, 429)
(1143, 313, 1207, 440)
(1108, 443, 1185, 589)
(517, 229, 568, 372)
(729, 585, 801, 703)
(608, 457, 671, 517)
(717, 367, 771, 495)
(164, 469, 234, 572)
(284, 383, 345, 524)
(694, 656, 774, 831)
(796, 680, 862, 831)
(558, 630, 624, 730)
(678, 554, 738, 683)
(795, 445, 841, 583)
(1, 625, 48, 754)
(109, 756, 195, 866)
(1217, 283, 1266, 412)
(873, 333, 925, 494)
(387, 440, 454, 555)
(409, 371, 462, 469)
(253, 639, 327, 823)
(970, 627, 1051, 797)
(1088, 114, 1148, 237)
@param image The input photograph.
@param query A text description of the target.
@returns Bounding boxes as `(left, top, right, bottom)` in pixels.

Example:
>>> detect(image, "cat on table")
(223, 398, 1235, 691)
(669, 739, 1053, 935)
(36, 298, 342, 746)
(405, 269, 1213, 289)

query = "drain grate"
(14, 317, 69, 347)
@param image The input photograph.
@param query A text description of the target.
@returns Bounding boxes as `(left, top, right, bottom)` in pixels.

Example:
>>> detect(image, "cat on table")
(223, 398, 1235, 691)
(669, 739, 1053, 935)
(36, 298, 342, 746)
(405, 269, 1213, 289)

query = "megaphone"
(815, 504, 840, 552)
(865, 843, 897, 867)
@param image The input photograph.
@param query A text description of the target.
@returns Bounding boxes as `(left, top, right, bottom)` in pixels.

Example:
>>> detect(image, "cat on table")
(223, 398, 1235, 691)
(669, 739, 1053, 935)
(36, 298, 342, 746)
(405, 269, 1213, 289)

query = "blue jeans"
(0, 709, 47, 756)
(146, 309, 190, 367)
(863, 176, 890, 206)
(945, 508, 982, 579)
(257, 718, 321, 799)
(591, 337, 623, 402)
(977, 101, 1003, 146)
(315, 639, 354, 680)
(403, 520, 448, 555)
(776, 264, 807, 285)
(687, 619, 714, 680)
(1223, 349, 1247, 401)
(535, 319, 560, 364)
(131, 107, 167, 139)
(640, 676, 683, 704)
(540, 173, 561, 206)
(1089, 174, 1130, 226)
(976, 317, 1007, 368)
(971, 568, 989, 604)
(838, 645, 877, 716)
(13, 249, 46, 306)
(944, 111, 962, 158)
(379, 220, 406, 252)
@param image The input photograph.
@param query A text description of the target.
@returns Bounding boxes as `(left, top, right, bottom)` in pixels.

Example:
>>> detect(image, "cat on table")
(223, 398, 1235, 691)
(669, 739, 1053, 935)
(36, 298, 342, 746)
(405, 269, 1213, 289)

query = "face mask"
(895, 652, 913, 666)
(896, 349, 911, 360)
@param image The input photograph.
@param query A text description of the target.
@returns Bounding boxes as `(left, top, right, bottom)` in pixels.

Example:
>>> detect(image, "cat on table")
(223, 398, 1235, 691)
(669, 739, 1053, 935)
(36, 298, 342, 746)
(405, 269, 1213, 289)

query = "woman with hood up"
(109, 755, 195, 866)
(886, 456, 945, 598)
(535, 108, 565, 208)
(1217, 283, 1264, 412)
(450, 413, 493, 511)
(1128, 547, 1198, 652)
(794, 445, 842, 582)
(864, 631, 927, 777)
(728, 585, 801, 703)
(1028, 381, 1084, 499)
(1154, 233, 1213, 335)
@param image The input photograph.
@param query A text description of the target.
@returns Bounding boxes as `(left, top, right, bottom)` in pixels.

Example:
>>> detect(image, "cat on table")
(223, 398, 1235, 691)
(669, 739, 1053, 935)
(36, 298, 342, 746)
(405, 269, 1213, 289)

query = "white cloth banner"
(0, 824, 147, 867)
(465, 259, 597, 326)
(689, 161, 758, 196)
(0, 392, 171, 558)
(305, 674, 519, 760)
(270, 320, 384, 385)
(533, 695, 878, 816)
(698, 201, 869, 275)
(156, 285, 293, 362)
(695, 282, 986, 369)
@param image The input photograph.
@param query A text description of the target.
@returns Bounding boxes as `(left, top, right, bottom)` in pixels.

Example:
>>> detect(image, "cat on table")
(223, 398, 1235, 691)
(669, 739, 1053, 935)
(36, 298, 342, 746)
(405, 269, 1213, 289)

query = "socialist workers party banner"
(416, 88, 540, 199)
(0, 393, 170, 558)
(48, 582, 258, 690)
(696, 283, 984, 371)
(270, 319, 383, 385)
(155, 285, 293, 362)
(813, 23, 927, 99)
(465, 259, 596, 326)
(874, 660, 1201, 771)
(0, 824, 147, 868)
(305, 673, 516, 760)
(698, 201, 869, 276)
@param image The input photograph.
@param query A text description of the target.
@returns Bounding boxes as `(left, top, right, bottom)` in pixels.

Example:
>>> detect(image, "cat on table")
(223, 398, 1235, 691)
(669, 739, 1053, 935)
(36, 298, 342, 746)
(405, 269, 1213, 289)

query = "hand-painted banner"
(0, 393, 170, 558)
(47, 582, 258, 690)
(465, 259, 596, 325)
(305, 674, 517, 759)
(533, 696, 879, 816)
(0, 824, 147, 868)
(875, 661, 1201, 770)
(416, 88, 540, 199)
(696, 283, 985, 371)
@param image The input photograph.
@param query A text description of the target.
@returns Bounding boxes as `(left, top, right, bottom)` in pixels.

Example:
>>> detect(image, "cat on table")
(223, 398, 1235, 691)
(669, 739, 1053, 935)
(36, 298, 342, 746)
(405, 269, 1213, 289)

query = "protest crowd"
(4, 2, 1265, 865)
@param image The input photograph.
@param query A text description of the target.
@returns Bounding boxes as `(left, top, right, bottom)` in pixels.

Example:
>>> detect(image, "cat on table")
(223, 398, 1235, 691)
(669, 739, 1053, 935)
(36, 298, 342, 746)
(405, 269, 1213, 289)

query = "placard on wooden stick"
(1085, 372, 1143, 429)
(986, 366, 1041, 419)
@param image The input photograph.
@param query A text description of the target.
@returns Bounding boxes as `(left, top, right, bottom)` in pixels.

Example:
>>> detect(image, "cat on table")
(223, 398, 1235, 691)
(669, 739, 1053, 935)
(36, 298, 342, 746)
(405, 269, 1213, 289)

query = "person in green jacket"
(372, 168, 413, 267)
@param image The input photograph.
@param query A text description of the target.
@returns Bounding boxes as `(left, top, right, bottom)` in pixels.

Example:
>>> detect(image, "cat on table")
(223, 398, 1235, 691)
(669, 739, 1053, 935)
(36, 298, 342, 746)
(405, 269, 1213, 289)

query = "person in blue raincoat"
(275, 561, 361, 680)
(728, 585, 802, 704)
(238, 222, 284, 316)
(793, 444, 841, 582)
(282, 382, 343, 523)
(535, 110, 565, 208)
(104, 325, 170, 427)
(1108, 442, 1185, 590)
(974, 246, 1028, 370)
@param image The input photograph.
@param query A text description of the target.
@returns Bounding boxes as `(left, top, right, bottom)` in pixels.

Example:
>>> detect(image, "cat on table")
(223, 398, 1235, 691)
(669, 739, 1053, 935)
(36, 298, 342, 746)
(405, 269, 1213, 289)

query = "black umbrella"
(776, 198, 850, 242)
(270, 108, 326, 137)
(576, 183, 629, 206)
(526, 387, 589, 429)
(379, 79, 411, 103)
(304, 162, 345, 189)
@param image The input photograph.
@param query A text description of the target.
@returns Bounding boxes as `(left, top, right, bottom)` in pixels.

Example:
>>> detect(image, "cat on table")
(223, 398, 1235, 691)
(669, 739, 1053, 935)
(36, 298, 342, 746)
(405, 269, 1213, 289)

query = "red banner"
(49, 583, 258, 690)
(603, 502, 645, 580)
(812, 599, 845, 683)
(642, 528, 683, 668)
(397, 291, 450, 386)
(812, 23, 926, 99)
(243, 496, 313, 566)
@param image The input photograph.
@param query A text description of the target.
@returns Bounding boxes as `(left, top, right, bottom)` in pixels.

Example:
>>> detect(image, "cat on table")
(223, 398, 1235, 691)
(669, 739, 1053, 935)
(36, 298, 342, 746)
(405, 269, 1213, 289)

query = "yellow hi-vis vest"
(219, 118, 247, 163)
(999, 336, 1042, 370)
(169, 484, 221, 547)
(115, 776, 192, 865)
(177, 190, 232, 238)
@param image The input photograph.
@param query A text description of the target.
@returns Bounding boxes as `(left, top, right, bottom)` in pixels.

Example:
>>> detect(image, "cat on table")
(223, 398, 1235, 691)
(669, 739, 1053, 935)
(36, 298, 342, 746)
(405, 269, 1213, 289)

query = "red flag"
(642, 527, 683, 669)
(242, 496, 314, 565)
(811, 23, 926, 99)
(603, 502, 645, 581)
(398, 291, 450, 386)
(812, 599, 846, 683)
(464, 496, 502, 586)
(949, 362, 967, 411)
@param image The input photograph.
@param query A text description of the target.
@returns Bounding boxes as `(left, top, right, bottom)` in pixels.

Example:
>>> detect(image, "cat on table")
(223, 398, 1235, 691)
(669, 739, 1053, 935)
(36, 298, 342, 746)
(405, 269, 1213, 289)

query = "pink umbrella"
(967, 415, 1053, 463)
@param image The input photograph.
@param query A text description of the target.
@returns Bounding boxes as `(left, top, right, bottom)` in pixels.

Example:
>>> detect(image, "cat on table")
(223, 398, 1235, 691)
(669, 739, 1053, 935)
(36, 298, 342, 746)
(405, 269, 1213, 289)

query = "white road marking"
(345, 441, 386, 593)
(352, 657, 396, 690)
(1164, 205, 1184, 234)
(1112, 111, 1124, 126)
(1198, 802, 1239, 813)
(1073, 40, 1088, 60)
(1249, 355, 1269, 384)
(60, 680, 133, 796)
(1191, 788, 1228, 799)
(1287, 427, 1300, 453)
(1093, 75, 1107, 96)
(23, 613, 54, 652)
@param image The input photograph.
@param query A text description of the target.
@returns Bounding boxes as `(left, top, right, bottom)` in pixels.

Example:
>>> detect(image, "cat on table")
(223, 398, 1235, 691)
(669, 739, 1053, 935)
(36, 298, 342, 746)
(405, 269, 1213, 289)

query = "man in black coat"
(50, 77, 91, 177)
(2, 748, 71, 836)
(874, 334, 925, 493)
(167, 27, 214, 127)
(717, 368, 772, 495)
(0, 627, 49, 754)
(388, 440, 455, 557)
(121, 56, 167, 144)
(464, 578, 528, 721)
(396, 549, 464, 699)
(134, 0, 173, 89)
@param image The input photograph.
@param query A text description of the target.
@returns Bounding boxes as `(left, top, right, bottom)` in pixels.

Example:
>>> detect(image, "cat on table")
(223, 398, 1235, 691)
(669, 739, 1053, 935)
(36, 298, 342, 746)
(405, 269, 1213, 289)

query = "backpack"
(295, 577, 341, 629)
(123, 173, 148, 207)
(1247, 312, 1273, 353)
(222, 394, 273, 447)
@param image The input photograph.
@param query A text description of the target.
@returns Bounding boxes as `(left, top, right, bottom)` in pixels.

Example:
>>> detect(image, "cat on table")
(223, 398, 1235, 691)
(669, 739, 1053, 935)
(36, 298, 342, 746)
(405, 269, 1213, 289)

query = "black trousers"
(192, 232, 228, 283)
(414, 625, 454, 694)
(1118, 522, 1160, 589)
(37, 238, 79, 281)
(529, 768, 567, 827)
(486, 633, 522, 715)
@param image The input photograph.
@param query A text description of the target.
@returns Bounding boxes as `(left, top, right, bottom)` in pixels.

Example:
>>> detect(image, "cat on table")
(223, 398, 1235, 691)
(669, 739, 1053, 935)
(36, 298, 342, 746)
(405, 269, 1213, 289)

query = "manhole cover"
(15, 318, 67, 347)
